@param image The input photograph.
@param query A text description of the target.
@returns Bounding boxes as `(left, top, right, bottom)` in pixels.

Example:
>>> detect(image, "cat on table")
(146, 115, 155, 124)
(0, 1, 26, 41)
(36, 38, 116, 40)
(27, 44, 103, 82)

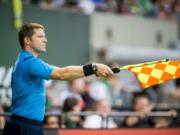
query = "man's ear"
(24, 37, 31, 45)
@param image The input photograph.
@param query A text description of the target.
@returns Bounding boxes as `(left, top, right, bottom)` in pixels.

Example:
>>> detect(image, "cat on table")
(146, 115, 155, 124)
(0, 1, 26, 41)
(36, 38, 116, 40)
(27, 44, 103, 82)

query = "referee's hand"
(96, 64, 115, 78)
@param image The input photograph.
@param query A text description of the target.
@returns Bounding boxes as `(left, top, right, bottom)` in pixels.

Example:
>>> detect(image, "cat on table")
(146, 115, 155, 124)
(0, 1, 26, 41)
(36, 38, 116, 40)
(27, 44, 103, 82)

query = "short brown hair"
(62, 97, 78, 112)
(133, 94, 151, 105)
(18, 23, 44, 49)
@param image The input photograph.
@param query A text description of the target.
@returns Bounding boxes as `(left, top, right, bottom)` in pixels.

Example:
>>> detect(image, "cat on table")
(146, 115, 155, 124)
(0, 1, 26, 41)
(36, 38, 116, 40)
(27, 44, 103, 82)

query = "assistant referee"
(3, 23, 114, 135)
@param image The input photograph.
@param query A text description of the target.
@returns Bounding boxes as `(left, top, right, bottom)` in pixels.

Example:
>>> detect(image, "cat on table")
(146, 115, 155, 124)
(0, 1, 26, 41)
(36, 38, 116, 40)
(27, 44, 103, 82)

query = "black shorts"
(3, 114, 43, 135)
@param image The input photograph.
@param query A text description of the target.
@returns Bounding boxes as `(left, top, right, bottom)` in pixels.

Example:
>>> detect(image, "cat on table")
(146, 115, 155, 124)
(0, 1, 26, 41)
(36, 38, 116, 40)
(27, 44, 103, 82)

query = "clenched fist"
(96, 64, 115, 78)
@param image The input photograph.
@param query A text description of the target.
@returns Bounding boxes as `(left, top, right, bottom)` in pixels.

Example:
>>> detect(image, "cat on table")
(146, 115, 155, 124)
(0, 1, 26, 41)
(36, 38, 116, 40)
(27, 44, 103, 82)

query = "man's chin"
(37, 49, 46, 53)
(42, 49, 46, 52)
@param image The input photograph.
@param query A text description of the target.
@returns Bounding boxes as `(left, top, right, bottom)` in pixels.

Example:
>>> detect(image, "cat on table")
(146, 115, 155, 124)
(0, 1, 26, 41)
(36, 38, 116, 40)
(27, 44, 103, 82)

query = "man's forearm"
(51, 66, 85, 80)
(50, 63, 115, 80)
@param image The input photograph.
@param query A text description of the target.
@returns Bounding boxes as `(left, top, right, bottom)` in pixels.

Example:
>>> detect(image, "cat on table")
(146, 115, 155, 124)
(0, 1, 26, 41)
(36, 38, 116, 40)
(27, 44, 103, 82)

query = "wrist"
(83, 64, 98, 76)
(92, 64, 98, 76)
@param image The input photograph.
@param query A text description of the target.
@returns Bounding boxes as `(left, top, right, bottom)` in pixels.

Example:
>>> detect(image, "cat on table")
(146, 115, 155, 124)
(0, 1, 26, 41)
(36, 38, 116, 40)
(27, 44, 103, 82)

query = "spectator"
(118, 0, 131, 15)
(81, 80, 95, 111)
(153, 110, 178, 128)
(61, 97, 82, 128)
(78, 0, 95, 15)
(121, 94, 154, 128)
(118, 0, 141, 15)
(151, 0, 175, 20)
(102, 75, 123, 107)
(137, 0, 154, 17)
(107, 0, 118, 13)
(83, 99, 117, 128)
(162, 79, 180, 106)
(93, 0, 109, 12)
(63, 0, 81, 12)
(44, 115, 60, 128)
(45, 81, 61, 113)
(29, 0, 42, 5)
(39, 0, 58, 10)
(171, 0, 180, 22)
(58, 79, 85, 108)
(154, 116, 172, 128)
(90, 80, 110, 103)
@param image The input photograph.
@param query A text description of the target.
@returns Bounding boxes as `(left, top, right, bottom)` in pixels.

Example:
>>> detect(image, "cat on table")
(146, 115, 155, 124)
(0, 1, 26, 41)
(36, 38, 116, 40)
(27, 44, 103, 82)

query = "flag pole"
(111, 59, 168, 73)
(120, 59, 168, 71)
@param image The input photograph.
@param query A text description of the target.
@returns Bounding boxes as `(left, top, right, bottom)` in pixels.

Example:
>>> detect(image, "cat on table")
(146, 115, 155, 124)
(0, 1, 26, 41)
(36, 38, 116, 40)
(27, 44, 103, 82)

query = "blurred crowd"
(41, 76, 180, 129)
(0, 70, 179, 129)
(0, 0, 179, 22)
(34, 73, 180, 128)
(28, 0, 180, 22)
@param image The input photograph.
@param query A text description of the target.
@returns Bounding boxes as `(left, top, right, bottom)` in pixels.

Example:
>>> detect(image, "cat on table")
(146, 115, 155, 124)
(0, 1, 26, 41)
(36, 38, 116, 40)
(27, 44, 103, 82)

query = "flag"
(127, 60, 180, 88)
(13, 0, 23, 30)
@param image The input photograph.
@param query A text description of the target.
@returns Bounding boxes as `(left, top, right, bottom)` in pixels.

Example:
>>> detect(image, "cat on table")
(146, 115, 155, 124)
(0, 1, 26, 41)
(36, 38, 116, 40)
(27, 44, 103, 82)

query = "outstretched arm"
(50, 64, 114, 80)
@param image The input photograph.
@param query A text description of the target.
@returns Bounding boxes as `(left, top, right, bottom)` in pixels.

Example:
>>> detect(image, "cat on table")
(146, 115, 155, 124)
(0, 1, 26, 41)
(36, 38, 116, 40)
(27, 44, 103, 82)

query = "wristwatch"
(92, 64, 98, 76)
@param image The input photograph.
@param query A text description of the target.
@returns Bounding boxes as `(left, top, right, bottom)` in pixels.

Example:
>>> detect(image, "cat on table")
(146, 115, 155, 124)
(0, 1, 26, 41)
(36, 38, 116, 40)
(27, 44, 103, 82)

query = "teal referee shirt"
(11, 50, 54, 121)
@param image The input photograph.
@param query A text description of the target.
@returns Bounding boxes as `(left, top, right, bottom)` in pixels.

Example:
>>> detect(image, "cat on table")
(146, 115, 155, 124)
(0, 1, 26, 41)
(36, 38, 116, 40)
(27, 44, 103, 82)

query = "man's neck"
(24, 48, 39, 57)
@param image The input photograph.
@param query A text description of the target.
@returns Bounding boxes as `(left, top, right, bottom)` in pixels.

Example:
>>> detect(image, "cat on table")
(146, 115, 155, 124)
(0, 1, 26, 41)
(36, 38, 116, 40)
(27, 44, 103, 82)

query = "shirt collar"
(21, 50, 34, 59)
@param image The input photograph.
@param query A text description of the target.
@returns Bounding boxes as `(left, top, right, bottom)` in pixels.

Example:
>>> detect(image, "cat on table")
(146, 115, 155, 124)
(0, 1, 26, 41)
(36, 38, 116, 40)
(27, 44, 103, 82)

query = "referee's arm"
(50, 64, 114, 80)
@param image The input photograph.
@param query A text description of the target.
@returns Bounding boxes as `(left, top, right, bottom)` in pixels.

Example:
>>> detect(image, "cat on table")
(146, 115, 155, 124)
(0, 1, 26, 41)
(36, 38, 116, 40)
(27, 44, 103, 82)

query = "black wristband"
(83, 64, 94, 76)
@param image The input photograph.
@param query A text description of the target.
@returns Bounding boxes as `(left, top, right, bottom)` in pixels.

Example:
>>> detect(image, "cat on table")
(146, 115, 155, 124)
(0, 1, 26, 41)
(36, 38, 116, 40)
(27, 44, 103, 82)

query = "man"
(3, 23, 114, 135)
(58, 79, 85, 108)
(122, 94, 154, 128)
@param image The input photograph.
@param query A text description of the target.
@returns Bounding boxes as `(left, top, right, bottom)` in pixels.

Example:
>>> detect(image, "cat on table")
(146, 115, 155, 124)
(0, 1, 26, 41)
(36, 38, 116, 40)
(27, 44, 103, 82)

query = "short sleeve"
(23, 57, 54, 80)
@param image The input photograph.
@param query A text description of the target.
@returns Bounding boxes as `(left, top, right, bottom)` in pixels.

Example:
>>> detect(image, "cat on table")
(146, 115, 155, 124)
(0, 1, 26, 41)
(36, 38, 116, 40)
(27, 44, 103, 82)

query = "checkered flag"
(127, 60, 180, 88)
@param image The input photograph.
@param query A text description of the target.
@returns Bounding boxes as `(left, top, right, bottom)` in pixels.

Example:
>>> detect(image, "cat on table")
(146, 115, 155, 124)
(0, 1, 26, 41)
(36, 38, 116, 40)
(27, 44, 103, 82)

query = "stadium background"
(0, 0, 180, 135)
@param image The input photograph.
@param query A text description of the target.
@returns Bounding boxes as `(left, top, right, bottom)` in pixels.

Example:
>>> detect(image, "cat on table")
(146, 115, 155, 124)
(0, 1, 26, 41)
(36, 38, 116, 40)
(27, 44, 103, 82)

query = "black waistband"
(11, 114, 42, 126)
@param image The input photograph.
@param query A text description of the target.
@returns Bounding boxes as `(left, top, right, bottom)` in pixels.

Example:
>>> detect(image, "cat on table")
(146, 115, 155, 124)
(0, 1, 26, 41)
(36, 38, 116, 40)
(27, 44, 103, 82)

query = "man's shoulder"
(23, 56, 33, 61)
(19, 51, 34, 62)
(22, 55, 41, 64)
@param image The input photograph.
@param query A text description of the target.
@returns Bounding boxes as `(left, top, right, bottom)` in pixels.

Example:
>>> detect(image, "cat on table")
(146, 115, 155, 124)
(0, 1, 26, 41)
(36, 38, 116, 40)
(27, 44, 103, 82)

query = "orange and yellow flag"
(122, 59, 180, 88)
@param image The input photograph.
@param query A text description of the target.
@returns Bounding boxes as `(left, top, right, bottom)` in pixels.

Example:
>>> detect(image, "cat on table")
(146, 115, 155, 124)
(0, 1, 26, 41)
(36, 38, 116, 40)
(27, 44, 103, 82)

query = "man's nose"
(44, 37, 47, 43)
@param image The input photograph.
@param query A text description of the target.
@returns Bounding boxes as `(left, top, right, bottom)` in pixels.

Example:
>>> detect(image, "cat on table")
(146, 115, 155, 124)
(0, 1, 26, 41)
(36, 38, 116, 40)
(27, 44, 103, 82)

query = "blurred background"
(0, 0, 180, 134)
